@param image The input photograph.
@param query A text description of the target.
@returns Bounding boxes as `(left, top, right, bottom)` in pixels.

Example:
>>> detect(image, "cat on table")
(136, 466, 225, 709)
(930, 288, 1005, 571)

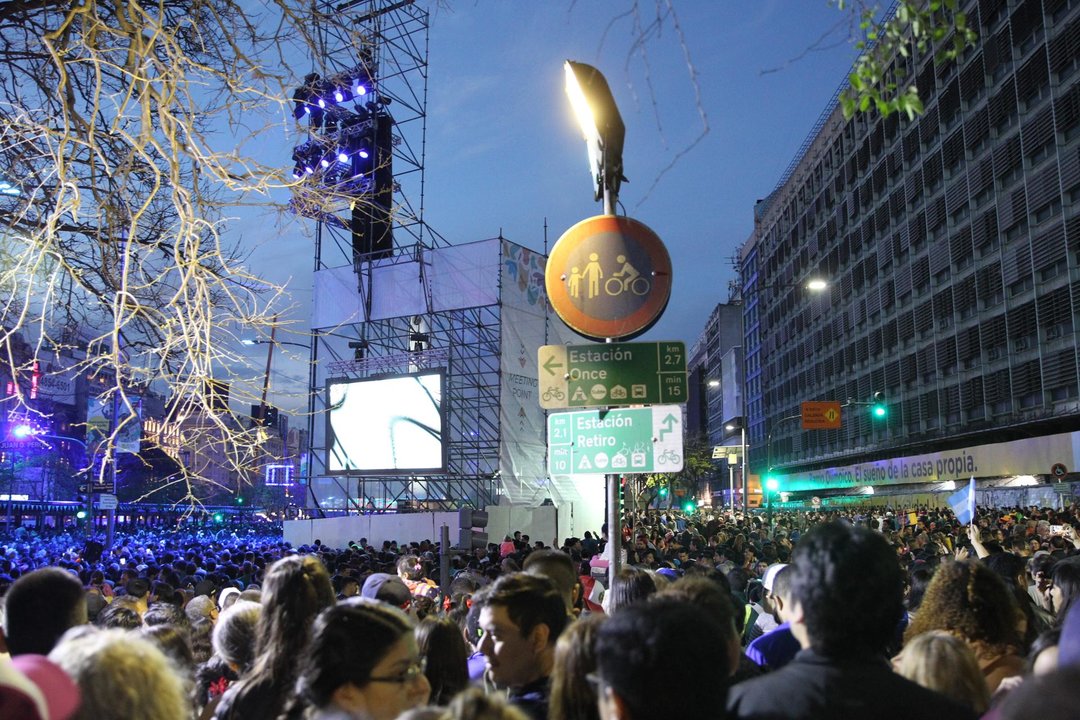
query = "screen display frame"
(325, 369, 447, 475)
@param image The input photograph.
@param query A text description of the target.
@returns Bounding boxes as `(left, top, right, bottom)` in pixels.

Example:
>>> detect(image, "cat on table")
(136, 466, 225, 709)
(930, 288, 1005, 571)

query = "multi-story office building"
(740, 0, 1080, 498)
(687, 302, 744, 447)
(687, 303, 745, 506)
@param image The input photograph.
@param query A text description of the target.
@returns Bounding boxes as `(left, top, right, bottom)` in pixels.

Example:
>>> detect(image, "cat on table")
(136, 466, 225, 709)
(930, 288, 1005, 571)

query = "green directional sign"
(538, 341, 687, 409)
(547, 405, 684, 476)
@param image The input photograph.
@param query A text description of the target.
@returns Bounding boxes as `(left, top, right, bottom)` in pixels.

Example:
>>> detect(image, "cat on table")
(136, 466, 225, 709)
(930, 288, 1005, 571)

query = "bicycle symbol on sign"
(542, 387, 566, 402)
(604, 255, 651, 297)
(657, 448, 681, 466)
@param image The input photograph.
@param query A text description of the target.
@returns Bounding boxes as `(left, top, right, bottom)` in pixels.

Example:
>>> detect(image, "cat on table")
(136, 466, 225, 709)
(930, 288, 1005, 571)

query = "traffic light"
(871, 392, 887, 419)
(765, 475, 780, 493)
(236, 496, 245, 505)
(213, 512, 224, 524)
(683, 500, 696, 513)
(76, 510, 87, 520)
(457, 508, 489, 550)
(658, 486, 669, 497)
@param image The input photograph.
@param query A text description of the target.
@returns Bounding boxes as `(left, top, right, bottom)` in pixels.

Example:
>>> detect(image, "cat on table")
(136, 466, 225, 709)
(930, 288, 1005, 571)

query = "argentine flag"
(948, 477, 976, 525)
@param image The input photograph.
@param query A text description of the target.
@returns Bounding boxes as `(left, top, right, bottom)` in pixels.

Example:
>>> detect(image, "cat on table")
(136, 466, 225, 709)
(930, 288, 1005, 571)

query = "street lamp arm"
(34, 434, 88, 450)
(242, 339, 312, 350)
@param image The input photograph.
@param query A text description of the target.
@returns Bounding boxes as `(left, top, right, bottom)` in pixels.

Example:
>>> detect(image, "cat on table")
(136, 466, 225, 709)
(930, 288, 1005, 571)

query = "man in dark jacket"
(727, 521, 978, 720)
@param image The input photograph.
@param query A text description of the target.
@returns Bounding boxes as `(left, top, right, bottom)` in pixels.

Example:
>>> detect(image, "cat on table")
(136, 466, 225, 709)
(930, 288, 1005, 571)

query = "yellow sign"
(801, 401, 842, 430)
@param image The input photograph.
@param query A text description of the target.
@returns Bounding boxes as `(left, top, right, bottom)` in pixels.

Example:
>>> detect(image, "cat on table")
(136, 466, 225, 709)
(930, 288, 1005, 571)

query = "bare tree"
(0, 1, 321, 505)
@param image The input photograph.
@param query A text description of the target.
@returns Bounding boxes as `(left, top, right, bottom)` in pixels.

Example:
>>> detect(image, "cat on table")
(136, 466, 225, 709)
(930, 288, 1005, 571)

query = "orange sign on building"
(801, 401, 842, 430)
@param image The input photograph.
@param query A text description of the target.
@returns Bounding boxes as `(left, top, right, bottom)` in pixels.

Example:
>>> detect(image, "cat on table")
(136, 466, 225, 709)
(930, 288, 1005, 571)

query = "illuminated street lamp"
(564, 60, 626, 215)
(724, 418, 747, 513)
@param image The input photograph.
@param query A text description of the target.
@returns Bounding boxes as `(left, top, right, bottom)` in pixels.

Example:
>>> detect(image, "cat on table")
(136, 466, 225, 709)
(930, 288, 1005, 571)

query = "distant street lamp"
(724, 418, 747, 514)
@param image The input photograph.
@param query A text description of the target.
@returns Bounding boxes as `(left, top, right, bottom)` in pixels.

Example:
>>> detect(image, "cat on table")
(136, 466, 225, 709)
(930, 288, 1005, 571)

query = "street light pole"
(740, 424, 747, 515)
(565, 59, 628, 578)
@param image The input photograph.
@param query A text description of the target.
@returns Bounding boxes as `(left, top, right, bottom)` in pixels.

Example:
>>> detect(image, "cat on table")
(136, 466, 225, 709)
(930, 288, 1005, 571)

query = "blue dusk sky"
(241, 1, 871, 403)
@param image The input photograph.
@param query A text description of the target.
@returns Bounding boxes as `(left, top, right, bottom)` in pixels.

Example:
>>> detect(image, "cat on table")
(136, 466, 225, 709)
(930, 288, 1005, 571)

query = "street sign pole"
(607, 468, 620, 578)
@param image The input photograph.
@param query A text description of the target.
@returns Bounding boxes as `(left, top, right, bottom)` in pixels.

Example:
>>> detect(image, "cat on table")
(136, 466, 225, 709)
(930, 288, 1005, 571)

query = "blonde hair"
(896, 630, 991, 714)
(49, 627, 189, 720)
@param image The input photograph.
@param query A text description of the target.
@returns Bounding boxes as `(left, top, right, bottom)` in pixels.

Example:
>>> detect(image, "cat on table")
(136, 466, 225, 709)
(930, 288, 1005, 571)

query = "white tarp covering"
(499, 240, 550, 505)
(311, 264, 363, 329)
(370, 258, 428, 320)
(431, 240, 501, 312)
(311, 240, 501, 329)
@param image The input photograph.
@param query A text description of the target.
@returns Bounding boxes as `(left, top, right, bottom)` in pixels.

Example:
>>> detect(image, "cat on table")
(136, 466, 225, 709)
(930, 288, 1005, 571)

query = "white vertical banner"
(499, 240, 551, 504)
(499, 304, 549, 504)
(498, 239, 607, 512)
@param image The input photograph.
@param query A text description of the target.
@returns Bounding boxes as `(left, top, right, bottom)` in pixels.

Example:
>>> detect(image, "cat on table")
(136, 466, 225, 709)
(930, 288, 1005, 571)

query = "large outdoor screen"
(326, 370, 446, 474)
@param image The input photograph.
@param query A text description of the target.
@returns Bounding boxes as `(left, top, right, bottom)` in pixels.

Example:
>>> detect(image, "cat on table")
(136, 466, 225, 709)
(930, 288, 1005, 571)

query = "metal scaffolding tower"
(295, 1, 500, 516)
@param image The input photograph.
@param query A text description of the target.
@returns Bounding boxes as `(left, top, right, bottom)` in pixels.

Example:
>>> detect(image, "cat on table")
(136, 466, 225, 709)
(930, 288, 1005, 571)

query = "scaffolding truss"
(299, 1, 500, 515)
(308, 305, 502, 513)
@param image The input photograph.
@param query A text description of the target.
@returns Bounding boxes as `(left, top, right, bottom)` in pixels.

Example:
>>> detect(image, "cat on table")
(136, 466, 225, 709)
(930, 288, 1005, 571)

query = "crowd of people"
(0, 501, 1078, 719)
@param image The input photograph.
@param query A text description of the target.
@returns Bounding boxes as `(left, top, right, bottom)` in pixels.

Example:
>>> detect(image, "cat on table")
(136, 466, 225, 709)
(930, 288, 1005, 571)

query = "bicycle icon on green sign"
(542, 387, 566, 401)
(657, 448, 681, 465)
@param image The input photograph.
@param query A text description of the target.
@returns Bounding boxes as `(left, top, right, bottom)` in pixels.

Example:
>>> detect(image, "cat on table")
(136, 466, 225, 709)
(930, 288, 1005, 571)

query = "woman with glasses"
(285, 597, 431, 720)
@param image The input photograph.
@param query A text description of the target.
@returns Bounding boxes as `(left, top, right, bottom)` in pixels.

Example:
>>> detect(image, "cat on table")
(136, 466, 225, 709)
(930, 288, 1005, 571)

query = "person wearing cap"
(745, 565, 801, 671)
(0, 653, 80, 720)
(218, 586, 242, 611)
(474, 573, 568, 720)
(362, 573, 414, 613)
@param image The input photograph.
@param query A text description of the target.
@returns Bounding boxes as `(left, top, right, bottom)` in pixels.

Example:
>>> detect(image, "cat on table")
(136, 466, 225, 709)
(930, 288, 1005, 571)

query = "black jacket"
(727, 648, 979, 720)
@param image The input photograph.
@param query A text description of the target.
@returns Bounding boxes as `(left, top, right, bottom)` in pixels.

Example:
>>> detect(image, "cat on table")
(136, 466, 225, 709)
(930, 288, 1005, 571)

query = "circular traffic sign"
(1052, 462, 1068, 478)
(545, 215, 672, 340)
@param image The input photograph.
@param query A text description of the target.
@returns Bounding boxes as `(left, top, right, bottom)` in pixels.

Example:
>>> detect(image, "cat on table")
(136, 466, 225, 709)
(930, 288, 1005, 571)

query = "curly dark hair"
(905, 559, 1020, 649)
